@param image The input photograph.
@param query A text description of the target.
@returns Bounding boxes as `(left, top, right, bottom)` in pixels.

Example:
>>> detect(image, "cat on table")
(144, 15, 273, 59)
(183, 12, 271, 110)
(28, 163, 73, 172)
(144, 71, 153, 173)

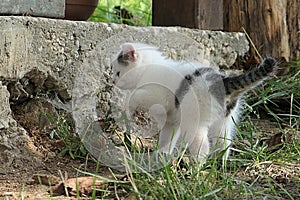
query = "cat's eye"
(116, 71, 120, 77)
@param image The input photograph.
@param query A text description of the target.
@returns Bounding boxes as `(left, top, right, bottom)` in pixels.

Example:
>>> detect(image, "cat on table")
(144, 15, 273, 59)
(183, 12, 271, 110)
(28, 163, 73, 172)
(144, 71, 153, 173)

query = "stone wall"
(0, 16, 249, 172)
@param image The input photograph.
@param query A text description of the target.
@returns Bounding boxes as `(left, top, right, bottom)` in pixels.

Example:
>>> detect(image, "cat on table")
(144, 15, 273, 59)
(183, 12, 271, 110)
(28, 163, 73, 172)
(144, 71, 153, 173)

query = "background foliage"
(89, 0, 152, 26)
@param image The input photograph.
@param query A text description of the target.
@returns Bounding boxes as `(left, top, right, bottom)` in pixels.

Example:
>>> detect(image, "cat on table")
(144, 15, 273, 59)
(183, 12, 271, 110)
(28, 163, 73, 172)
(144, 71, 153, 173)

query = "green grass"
(43, 111, 87, 159)
(89, 0, 152, 26)
(246, 59, 300, 127)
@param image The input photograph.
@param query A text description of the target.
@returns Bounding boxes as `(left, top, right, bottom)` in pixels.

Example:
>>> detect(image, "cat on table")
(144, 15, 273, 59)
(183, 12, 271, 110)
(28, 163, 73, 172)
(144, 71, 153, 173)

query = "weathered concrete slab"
(0, 16, 248, 96)
(0, 0, 65, 18)
(0, 16, 249, 171)
(0, 82, 14, 129)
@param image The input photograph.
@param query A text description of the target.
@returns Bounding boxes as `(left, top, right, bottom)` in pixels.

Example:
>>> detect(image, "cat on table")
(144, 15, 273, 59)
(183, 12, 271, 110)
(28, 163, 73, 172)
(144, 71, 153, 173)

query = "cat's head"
(111, 43, 161, 89)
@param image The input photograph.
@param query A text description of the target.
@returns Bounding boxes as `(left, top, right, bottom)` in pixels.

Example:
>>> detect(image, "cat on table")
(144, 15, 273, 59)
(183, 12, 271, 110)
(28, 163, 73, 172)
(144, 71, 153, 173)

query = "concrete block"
(0, 0, 65, 18)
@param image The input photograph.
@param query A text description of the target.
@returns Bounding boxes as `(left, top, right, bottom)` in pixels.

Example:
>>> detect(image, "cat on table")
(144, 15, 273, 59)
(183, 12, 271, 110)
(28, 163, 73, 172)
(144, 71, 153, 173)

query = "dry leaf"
(267, 132, 284, 153)
(51, 176, 108, 196)
(32, 174, 60, 186)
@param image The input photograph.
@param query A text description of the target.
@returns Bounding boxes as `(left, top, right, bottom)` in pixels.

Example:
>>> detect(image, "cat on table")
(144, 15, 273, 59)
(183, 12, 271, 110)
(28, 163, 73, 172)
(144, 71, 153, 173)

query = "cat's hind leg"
(158, 120, 181, 155)
(186, 126, 210, 162)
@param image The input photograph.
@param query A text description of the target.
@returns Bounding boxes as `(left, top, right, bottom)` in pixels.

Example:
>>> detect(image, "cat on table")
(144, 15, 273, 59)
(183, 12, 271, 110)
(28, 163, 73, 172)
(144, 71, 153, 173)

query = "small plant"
(89, 0, 152, 26)
(43, 112, 87, 159)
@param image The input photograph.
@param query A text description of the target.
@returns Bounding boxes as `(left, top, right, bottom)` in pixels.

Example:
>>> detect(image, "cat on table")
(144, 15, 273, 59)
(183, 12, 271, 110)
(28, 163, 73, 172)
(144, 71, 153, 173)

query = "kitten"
(111, 42, 277, 162)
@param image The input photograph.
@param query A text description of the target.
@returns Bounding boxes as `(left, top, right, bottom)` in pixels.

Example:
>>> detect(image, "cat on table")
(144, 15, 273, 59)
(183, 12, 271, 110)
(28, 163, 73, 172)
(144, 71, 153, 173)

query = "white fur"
(111, 42, 238, 162)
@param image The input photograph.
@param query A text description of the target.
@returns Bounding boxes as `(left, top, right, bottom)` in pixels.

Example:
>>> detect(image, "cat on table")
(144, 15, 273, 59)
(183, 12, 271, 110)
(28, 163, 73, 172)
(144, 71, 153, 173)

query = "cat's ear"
(121, 43, 138, 62)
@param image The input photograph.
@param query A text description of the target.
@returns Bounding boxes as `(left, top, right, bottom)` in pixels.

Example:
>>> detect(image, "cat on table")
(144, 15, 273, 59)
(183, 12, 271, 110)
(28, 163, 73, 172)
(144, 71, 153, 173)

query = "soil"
(0, 125, 110, 200)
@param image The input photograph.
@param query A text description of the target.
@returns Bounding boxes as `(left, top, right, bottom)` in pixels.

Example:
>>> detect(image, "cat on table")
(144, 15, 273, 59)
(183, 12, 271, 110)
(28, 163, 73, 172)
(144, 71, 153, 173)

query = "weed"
(44, 112, 87, 159)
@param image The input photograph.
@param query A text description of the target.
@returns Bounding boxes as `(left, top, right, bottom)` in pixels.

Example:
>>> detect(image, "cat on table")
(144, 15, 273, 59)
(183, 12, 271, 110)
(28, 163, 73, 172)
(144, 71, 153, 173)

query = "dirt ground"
(0, 158, 102, 200)
(0, 125, 111, 200)
(0, 101, 103, 199)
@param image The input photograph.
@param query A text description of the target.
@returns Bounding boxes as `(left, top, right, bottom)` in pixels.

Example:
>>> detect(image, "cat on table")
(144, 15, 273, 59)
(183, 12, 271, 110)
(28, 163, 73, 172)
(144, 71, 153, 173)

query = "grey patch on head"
(175, 74, 194, 108)
(117, 51, 130, 66)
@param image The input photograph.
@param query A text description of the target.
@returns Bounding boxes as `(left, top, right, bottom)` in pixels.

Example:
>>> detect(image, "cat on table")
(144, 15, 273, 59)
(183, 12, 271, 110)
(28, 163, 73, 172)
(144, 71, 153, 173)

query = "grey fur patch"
(175, 74, 194, 108)
(117, 51, 130, 66)
(208, 74, 226, 107)
(175, 68, 214, 109)
(223, 57, 277, 96)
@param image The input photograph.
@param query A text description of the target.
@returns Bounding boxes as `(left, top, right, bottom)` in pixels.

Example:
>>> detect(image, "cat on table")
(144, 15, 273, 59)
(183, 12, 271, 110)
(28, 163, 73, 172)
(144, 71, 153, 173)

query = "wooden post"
(152, 0, 223, 30)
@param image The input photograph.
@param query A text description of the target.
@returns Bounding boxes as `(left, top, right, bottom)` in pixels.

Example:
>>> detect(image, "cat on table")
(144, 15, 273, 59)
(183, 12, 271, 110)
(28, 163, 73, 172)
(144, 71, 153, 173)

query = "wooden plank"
(153, 0, 223, 29)
(223, 0, 299, 61)
(153, 0, 299, 61)
(198, 0, 223, 30)
(287, 0, 300, 59)
(153, 0, 196, 28)
(0, 0, 65, 18)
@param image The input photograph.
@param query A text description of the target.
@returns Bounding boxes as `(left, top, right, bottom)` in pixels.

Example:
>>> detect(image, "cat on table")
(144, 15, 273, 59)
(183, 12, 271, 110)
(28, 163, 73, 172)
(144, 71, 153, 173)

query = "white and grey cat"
(111, 42, 277, 162)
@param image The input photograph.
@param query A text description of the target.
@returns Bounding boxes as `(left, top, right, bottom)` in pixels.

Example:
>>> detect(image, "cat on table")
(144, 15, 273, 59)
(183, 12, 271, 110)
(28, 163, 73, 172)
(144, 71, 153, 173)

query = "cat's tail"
(223, 57, 277, 98)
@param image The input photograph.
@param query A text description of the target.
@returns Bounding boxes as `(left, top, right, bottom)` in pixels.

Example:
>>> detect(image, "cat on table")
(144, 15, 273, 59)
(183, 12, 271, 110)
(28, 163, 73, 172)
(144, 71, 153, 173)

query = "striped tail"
(223, 57, 277, 98)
